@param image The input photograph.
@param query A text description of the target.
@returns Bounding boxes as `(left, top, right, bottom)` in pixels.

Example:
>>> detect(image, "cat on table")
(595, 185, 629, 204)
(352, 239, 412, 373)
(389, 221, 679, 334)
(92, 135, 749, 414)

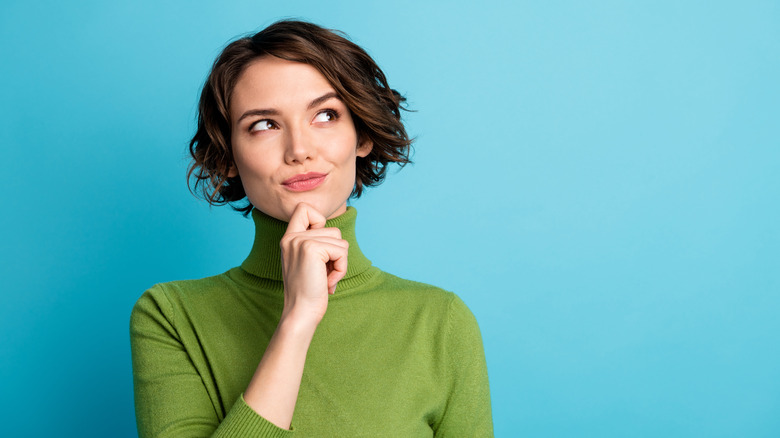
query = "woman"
(130, 19, 493, 437)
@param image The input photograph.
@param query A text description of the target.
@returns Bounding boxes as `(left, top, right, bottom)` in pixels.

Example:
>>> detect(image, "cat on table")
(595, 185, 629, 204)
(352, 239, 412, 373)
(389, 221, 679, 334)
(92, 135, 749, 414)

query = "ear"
(356, 139, 373, 158)
(227, 164, 238, 178)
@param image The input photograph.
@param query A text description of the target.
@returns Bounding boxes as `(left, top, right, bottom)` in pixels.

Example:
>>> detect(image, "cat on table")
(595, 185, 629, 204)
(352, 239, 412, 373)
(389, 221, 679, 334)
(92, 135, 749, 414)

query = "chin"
(309, 200, 347, 220)
(263, 201, 344, 223)
(289, 192, 350, 219)
(252, 189, 351, 222)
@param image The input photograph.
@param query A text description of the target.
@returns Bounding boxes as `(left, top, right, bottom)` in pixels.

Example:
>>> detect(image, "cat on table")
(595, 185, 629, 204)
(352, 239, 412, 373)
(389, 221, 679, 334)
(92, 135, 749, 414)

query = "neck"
(240, 206, 373, 289)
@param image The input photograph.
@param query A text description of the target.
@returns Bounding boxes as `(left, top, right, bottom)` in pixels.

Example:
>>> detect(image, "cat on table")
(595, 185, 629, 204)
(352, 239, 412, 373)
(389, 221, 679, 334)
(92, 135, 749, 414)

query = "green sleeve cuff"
(213, 393, 296, 437)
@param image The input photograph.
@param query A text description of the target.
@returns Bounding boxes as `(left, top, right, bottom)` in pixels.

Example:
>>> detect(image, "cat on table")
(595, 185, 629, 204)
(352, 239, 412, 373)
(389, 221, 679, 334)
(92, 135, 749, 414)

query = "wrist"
(277, 310, 320, 340)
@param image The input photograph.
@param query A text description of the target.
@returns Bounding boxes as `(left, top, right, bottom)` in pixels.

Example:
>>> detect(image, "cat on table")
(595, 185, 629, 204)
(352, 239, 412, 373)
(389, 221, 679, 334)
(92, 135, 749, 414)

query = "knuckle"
(280, 234, 294, 248)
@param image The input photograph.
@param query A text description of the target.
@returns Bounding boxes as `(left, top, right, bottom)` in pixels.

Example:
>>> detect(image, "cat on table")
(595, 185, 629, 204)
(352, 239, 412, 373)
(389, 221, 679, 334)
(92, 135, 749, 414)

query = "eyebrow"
(236, 92, 342, 124)
(307, 92, 341, 110)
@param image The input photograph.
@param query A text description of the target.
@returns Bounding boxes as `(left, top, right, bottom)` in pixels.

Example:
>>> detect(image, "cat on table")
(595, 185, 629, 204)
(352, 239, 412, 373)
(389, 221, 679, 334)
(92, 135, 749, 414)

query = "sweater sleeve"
(130, 285, 294, 437)
(434, 293, 494, 437)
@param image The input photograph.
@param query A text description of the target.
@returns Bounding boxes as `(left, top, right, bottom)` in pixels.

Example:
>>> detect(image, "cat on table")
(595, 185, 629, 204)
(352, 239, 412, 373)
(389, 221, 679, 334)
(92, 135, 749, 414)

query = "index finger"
(285, 202, 327, 234)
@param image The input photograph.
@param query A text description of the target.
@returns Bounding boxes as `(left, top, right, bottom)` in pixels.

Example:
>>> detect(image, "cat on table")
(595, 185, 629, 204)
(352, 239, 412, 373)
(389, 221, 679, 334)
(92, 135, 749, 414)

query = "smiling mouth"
(282, 172, 327, 192)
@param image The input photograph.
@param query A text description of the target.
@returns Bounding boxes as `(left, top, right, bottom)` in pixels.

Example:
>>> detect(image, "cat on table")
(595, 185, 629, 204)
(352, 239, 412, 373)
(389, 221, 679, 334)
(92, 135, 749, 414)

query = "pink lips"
(282, 172, 327, 192)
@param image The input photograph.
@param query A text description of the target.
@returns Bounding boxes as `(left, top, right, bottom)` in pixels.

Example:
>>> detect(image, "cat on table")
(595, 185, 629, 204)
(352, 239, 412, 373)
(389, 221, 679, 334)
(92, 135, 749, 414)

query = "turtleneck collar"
(240, 206, 374, 291)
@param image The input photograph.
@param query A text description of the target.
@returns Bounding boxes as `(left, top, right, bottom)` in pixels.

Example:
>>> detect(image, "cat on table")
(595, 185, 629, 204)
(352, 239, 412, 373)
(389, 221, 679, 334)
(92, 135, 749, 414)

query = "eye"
(313, 109, 339, 124)
(249, 119, 277, 132)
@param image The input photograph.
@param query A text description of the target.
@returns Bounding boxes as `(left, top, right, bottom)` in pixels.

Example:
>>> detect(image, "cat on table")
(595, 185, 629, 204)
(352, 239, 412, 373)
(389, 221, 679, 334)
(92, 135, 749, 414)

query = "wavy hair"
(187, 19, 413, 216)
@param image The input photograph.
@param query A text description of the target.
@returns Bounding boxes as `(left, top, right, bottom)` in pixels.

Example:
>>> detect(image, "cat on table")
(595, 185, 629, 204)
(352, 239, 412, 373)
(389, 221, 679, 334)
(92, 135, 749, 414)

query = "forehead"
(230, 56, 336, 115)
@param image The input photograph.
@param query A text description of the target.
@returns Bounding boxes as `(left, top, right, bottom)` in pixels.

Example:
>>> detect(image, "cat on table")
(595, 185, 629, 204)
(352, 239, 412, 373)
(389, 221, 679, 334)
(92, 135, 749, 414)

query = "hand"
(279, 202, 348, 327)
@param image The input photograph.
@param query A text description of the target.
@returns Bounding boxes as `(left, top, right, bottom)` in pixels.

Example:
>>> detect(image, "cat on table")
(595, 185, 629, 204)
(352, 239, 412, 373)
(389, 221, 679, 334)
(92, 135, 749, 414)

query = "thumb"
(286, 202, 327, 233)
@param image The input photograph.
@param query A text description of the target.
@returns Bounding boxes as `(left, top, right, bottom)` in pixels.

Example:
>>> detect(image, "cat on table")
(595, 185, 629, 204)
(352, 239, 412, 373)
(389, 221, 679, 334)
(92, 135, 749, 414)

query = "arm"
(434, 294, 494, 437)
(131, 203, 346, 436)
(242, 202, 347, 428)
(130, 286, 291, 437)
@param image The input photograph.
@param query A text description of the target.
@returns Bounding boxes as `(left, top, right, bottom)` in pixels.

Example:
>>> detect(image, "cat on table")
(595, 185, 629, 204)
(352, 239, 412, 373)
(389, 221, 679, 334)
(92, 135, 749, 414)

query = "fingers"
(281, 202, 349, 298)
(286, 202, 327, 233)
(280, 233, 345, 257)
(292, 237, 349, 258)
(287, 228, 342, 240)
(326, 251, 348, 295)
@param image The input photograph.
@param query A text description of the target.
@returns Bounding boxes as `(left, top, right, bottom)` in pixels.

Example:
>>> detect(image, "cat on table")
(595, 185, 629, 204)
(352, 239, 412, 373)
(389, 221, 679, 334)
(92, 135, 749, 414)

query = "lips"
(282, 172, 327, 192)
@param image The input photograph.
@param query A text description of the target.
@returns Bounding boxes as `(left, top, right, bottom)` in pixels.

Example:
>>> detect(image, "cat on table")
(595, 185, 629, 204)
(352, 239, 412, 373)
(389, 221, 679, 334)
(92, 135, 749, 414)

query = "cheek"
(329, 130, 360, 162)
(234, 153, 273, 184)
(233, 139, 271, 173)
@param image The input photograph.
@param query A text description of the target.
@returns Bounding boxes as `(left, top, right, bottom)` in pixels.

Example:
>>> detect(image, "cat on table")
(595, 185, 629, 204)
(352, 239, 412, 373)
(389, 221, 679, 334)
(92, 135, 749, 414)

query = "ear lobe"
(227, 165, 238, 178)
(356, 139, 373, 158)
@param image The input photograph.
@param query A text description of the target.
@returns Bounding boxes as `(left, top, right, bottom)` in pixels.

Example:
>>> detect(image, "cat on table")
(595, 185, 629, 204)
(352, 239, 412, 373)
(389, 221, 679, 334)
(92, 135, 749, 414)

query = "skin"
(228, 56, 372, 222)
(227, 55, 373, 429)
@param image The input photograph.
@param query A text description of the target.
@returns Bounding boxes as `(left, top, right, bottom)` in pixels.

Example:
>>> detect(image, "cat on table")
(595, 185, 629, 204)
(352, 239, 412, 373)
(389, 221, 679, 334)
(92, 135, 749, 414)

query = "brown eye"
(313, 110, 338, 123)
(250, 120, 277, 132)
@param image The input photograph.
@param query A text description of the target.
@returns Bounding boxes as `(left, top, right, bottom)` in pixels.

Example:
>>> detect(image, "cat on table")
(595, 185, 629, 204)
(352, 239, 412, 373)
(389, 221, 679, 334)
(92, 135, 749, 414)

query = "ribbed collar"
(240, 206, 374, 290)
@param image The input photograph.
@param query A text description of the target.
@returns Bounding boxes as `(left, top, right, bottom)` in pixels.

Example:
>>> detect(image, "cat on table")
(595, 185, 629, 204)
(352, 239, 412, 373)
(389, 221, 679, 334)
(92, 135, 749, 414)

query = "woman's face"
(228, 56, 372, 222)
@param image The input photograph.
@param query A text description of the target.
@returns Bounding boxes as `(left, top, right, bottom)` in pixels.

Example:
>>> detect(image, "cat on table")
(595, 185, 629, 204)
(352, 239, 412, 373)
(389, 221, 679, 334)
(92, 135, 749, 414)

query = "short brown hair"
(187, 20, 413, 216)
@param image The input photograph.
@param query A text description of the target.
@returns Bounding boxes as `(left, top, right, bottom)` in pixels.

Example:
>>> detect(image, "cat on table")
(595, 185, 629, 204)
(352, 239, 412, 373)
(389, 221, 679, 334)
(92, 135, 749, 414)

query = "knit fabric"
(130, 207, 493, 437)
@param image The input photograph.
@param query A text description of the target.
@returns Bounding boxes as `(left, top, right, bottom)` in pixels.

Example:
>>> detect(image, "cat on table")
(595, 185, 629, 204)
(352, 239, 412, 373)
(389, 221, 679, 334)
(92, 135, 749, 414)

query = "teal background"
(1, 0, 778, 436)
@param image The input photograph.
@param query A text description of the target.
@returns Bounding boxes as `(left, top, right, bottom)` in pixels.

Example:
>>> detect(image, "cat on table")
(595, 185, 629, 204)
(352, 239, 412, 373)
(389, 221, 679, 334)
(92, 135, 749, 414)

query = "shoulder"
(371, 270, 451, 301)
(130, 270, 237, 325)
(371, 270, 479, 325)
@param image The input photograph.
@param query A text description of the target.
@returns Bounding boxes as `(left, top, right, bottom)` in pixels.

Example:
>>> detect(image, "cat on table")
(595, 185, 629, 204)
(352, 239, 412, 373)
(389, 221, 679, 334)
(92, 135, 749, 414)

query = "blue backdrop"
(1, 1, 778, 436)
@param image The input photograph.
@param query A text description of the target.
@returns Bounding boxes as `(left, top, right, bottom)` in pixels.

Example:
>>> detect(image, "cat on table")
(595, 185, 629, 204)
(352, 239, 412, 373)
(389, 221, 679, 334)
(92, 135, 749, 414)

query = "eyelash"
(248, 120, 277, 132)
(316, 108, 341, 123)
(248, 108, 341, 133)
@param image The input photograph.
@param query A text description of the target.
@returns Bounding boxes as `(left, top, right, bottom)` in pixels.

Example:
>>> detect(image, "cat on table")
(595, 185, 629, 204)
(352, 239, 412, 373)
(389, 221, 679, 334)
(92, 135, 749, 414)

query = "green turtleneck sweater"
(130, 207, 493, 437)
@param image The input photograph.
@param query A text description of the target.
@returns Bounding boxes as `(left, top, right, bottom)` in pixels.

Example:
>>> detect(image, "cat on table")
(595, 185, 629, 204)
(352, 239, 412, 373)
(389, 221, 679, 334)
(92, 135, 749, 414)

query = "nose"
(283, 123, 316, 165)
